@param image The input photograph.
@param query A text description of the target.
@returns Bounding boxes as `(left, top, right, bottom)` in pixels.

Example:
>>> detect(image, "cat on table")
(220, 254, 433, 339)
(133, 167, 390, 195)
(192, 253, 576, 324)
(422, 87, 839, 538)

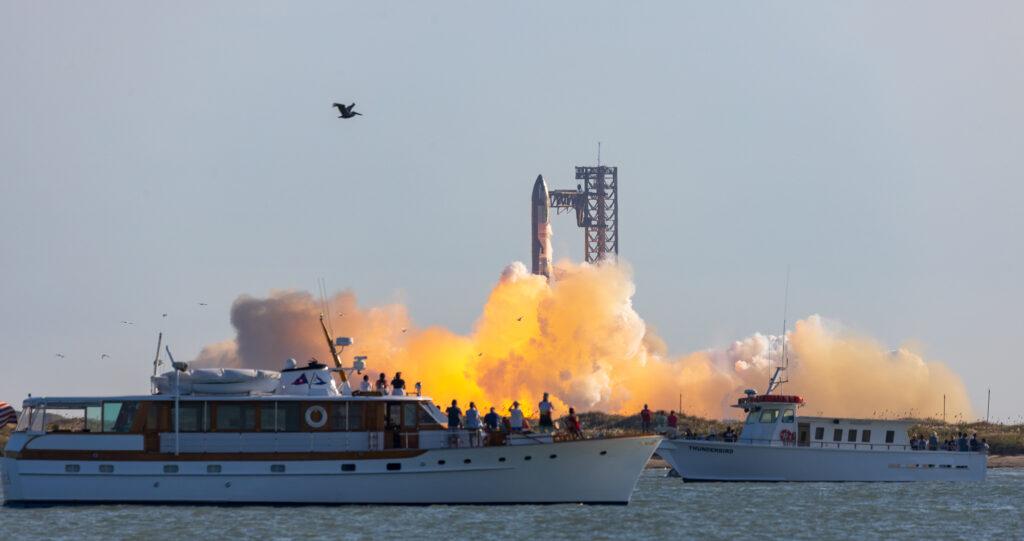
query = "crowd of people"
(910, 432, 989, 453)
(441, 392, 583, 445)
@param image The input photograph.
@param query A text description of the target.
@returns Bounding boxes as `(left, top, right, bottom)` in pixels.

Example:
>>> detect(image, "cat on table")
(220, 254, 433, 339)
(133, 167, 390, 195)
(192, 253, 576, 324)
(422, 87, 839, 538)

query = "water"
(2, 469, 1022, 540)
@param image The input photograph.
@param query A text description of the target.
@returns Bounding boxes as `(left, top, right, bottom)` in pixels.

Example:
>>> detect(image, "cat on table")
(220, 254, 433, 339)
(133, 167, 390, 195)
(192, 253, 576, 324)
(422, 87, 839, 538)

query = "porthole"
(163, 465, 179, 473)
(342, 464, 356, 472)
(65, 464, 80, 473)
(438, 460, 446, 465)
(387, 463, 401, 471)
(464, 459, 471, 464)
(99, 465, 114, 473)
(549, 454, 557, 459)
(207, 465, 222, 473)
(498, 457, 506, 462)
(600, 450, 607, 455)
(270, 464, 286, 473)
(524, 456, 532, 461)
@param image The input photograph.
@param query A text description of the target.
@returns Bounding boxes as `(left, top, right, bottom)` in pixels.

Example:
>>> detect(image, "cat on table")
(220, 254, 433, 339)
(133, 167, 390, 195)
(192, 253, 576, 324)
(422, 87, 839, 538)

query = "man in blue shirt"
(446, 400, 463, 429)
(483, 407, 501, 430)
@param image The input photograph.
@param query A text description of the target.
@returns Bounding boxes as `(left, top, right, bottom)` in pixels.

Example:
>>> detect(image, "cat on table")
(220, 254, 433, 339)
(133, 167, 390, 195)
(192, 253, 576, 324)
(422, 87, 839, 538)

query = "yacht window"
(847, 429, 857, 442)
(814, 427, 824, 440)
(174, 403, 209, 432)
(260, 403, 277, 432)
(277, 403, 302, 432)
(65, 464, 80, 473)
(43, 406, 87, 433)
(833, 429, 843, 442)
(745, 411, 759, 425)
(404, 404, 417, 428)
(86, 406, 101, 432)
(14, 407, 34, 432)
(758, 409, 780, 423)
(781, 409, 795, 423)
(418, 404, 442, 427)
(861, 430, 871, 443)
(103, 401, 140, 433)
(347, 403, 362, 430)
(330, 403, 347, 430)
(163, 465, 179, 473)
(387, 403, 402, 429)
(885, 430, 895, 443)
(216, 404, 256, 431)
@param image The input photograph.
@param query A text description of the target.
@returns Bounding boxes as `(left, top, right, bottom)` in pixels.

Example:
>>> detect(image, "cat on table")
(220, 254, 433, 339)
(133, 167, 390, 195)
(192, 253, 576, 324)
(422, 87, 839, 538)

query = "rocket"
(531, 174, 552, 278)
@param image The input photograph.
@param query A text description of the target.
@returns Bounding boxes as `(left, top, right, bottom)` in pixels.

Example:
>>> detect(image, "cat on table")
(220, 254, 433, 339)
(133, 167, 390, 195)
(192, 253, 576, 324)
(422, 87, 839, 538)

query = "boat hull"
(2, 435, 661, 505)
(657, 439, 986, 482)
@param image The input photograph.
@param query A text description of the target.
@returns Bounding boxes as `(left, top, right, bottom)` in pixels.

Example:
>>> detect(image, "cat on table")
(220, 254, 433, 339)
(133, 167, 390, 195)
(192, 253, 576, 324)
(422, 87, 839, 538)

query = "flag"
(291, 374, 308, 385)
(312, 374, 328, 385)
(0, 401, 15, 426)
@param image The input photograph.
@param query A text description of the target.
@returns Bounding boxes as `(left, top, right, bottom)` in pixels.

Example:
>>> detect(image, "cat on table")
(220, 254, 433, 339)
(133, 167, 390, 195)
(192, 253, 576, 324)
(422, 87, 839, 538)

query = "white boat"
(1, 323, 660, 505)
(657, 392, 986, 482)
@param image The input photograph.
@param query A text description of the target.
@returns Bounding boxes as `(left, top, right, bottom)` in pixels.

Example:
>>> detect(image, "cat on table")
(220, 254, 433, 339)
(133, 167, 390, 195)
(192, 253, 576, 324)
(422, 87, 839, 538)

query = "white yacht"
(1, 322, 660, 505)
(657, 391, 986, 482)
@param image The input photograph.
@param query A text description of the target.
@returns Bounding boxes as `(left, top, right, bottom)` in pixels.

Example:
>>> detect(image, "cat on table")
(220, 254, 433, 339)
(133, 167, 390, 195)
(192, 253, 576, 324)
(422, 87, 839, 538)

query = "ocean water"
(2, 469, 1022, 540)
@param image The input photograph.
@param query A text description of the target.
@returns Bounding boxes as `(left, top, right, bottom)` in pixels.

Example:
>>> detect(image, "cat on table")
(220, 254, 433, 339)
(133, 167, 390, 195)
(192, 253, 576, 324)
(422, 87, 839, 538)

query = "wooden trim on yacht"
(8, 448, 428, 462)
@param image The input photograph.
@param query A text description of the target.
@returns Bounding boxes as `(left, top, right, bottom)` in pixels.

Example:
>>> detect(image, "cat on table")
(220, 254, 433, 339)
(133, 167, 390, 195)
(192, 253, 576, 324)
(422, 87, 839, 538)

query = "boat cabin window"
(102, 401, 140, 433)
(885, 430, 895, 443)
(37, 405, 87, 433)
(847, 429, 857, 442)
(174, 403, 210, 432)
(386, 403, 402, 429)
(781, 408, 795, 423)
(814, 427, 824, 440)
(758, 409, 779, 423)
(328, 403, 362, 431)
(216, 403, 256, 431)
(418, 404, 443, 427)
(862, 430, 871, 443)
(833, 428, 843, 442)
(275, 403, 302, 432)
(404, 404, 417, 428)
(744, 410, 759, 425)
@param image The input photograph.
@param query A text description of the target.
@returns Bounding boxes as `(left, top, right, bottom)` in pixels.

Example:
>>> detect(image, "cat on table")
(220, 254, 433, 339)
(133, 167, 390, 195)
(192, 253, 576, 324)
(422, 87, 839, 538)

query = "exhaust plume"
(195, 261, 975, 420)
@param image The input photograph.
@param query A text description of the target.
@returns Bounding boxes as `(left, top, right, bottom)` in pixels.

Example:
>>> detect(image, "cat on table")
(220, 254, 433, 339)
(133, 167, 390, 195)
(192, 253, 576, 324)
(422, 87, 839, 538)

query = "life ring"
(779, 429, 795, 443)
(305, 405, 327, 428)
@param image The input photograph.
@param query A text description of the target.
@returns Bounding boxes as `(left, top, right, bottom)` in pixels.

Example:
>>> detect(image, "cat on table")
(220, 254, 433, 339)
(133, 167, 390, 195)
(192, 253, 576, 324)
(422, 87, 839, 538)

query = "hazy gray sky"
(2, 3, 1021, 420)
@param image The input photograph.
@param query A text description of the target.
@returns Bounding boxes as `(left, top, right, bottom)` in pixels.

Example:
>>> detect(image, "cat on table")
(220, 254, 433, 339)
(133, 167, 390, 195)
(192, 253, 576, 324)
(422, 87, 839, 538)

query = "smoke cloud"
(195, 261, 975, 420)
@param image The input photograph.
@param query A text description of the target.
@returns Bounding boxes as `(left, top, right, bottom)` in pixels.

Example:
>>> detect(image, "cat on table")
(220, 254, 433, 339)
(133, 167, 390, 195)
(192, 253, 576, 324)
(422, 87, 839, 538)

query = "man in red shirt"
(640, 404, 652, 432)
(667, 410, 679, 438)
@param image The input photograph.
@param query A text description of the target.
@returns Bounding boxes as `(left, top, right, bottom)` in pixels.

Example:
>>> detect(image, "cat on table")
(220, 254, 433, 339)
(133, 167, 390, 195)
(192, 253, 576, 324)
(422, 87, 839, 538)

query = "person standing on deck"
(640, 404, 652, 432)
(375, 373, 388, 394)
(359, 374, 371, 393)
(565, 407, 582, 439)
(666, 410, 679, 438)
(538, 392, 554, 433)
(509, 401, 524, 432)
(391, 372, 405, 396)
(483, 407, 500, 431)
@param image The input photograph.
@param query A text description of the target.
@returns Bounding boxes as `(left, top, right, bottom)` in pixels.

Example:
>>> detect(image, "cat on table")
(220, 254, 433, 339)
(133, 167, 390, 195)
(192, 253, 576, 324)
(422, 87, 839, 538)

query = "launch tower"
(549, 165, 618, 264)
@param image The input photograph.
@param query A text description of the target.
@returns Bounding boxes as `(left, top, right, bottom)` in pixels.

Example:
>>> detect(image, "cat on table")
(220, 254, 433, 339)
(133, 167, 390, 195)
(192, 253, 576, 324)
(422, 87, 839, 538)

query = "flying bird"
(162, 313, 168, 317)
(55, 353, 65, 358)
(401, 328, 407, 333)
(516, 317, 523, 322)
(198, 303, 207, 306)
(332, 102, 362, 119)
(101, 354, 110, 360)
(121, 320, 134, 325)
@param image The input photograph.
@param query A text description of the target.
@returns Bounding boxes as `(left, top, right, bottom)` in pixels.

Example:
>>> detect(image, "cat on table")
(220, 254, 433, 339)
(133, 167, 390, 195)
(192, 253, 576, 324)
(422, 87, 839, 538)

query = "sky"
(1, 2, 1022, 421)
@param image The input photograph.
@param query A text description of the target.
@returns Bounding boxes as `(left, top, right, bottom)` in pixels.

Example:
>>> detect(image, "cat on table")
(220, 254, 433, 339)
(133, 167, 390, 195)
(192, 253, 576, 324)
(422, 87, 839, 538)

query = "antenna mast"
(766, 267, 791, 394)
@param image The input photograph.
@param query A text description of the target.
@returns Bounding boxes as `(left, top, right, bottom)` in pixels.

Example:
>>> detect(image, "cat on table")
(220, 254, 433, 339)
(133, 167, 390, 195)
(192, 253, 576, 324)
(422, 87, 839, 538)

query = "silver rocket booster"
(531, 174, 552, 277)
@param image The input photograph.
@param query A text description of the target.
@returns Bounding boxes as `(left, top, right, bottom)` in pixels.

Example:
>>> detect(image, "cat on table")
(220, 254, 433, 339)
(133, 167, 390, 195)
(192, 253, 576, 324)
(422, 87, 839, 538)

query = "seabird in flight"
(332, 102, 362, 119)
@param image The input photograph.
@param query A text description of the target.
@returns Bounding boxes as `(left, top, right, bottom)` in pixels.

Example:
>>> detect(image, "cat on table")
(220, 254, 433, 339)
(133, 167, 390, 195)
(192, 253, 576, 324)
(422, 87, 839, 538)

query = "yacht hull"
(2, 435, 661, 505)
(657, 439, 986, 482)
